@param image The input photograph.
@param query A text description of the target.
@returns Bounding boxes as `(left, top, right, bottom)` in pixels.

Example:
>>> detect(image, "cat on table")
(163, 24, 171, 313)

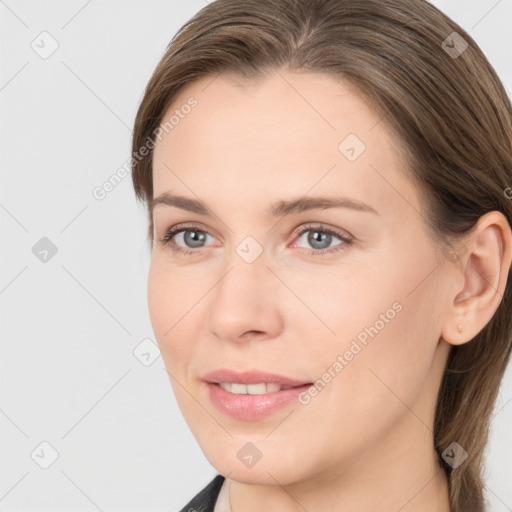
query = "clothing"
(179, 474, 228, 512)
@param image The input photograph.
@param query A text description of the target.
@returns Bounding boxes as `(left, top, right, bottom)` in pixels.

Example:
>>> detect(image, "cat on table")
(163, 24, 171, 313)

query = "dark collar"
(179, 474, 226, 512)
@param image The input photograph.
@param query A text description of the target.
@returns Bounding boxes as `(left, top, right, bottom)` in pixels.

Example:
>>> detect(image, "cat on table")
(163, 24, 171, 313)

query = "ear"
(440, 211, 512, 346)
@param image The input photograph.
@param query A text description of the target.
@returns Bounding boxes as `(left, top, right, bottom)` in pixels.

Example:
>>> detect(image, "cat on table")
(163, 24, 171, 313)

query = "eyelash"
(158, 222, 353, 257)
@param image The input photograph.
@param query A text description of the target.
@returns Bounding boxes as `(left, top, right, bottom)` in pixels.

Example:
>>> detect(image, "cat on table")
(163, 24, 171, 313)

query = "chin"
(202, 440, 310, 485)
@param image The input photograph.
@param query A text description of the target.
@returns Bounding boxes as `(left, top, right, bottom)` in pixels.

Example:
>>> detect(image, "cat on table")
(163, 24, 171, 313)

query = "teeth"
(218, 382, 283, 394)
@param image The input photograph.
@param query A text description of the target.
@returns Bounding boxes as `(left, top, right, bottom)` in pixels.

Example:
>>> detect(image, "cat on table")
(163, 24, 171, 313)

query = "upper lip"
(202, 369, 312, 387)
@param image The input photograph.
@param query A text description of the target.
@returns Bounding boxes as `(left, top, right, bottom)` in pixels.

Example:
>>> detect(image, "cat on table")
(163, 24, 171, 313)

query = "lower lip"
(204, 382, 312, 421)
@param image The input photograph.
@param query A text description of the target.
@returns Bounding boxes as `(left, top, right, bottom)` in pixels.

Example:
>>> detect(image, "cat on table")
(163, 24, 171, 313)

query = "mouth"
(202, 371, 314, 421)
(214, 382, 309, 394)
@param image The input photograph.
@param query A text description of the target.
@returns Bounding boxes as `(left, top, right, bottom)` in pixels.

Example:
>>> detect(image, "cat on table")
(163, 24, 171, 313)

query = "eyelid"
(159, 222, 217, 241)
(158, 222, 219, 250)
(291, 222, 353, 243)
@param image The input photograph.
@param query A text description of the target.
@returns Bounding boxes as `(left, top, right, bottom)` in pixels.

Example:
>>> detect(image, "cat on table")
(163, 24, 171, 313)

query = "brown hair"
(131, 1, 512, 510)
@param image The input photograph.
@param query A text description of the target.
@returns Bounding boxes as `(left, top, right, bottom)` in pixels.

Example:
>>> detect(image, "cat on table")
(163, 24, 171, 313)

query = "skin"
(148, 68, 512, 512)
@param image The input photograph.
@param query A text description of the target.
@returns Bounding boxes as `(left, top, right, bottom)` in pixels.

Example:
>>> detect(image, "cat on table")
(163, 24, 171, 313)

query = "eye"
(158, 223, 215, 255)
(291, 223, 353, 255)
(158, 222, 353, 256)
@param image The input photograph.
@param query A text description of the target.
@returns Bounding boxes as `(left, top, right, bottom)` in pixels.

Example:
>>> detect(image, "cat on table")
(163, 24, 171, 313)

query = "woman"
(131, 0, 512, 510)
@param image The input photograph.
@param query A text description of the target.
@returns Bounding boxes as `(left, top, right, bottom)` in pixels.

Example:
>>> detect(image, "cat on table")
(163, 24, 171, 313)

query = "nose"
(207, 249, 283, 344)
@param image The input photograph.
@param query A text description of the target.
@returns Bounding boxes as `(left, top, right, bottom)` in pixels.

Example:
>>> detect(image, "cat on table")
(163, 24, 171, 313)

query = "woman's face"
(149, 69, 454, 484)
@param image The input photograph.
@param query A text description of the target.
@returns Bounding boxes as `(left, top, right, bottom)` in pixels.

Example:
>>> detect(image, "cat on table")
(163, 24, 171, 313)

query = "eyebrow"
(150, 193, 378, 217)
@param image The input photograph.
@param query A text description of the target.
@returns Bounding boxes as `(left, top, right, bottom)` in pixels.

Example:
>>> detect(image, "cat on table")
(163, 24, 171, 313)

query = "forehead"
(151, 69, 421, 220)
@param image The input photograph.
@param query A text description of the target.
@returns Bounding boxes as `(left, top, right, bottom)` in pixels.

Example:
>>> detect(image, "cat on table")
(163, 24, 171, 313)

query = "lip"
(202, 369, 312, 387)
(202, 369, 313, 421)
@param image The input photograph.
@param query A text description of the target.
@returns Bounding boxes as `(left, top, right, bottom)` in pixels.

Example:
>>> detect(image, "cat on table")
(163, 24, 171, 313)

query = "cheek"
(298, 261, 441, 424)
(147, 258, 198, 368)
(147, 259, 209, 423)
(282, 262, 403, 365)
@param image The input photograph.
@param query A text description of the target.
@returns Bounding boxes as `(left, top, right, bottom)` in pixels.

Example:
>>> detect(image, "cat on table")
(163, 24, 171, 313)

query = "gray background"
(1, 1, 511, 510)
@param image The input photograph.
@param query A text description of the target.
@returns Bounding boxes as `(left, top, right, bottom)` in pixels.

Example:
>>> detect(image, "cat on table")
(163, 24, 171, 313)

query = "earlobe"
(440, 212, 512, 347)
